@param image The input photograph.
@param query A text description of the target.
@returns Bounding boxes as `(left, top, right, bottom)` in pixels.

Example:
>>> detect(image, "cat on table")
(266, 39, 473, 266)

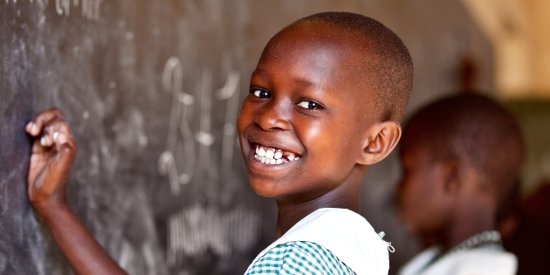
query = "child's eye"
(297, 100, 323, 110)
(250, 88, 271, 99)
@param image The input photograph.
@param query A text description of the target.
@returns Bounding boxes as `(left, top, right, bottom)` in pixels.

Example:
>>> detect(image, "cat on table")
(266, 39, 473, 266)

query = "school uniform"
(398, 243, 517, 275)
(245, 208, 390, 275)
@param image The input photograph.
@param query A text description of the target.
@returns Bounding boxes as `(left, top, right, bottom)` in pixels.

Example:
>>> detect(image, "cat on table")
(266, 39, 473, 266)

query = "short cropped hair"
(402, 93, 525, 204)
(271, 12, 414, 122)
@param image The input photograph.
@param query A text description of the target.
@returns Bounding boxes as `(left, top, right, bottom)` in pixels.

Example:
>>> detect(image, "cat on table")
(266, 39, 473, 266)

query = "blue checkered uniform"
(246, 241, 355, 274)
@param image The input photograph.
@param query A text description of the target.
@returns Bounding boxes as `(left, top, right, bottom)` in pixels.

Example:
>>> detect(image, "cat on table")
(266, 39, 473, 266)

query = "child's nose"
(254, 101, 291, 131)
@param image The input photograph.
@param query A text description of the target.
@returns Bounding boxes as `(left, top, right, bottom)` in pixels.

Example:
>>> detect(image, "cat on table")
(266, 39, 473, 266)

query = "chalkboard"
(0, 1, 278, 274)
(1, 1, 500, 274)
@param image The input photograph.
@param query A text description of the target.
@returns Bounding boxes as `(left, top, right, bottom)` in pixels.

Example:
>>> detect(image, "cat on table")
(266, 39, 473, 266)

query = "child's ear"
(358, 121, 402, 165)
(441, 159, 461, 194)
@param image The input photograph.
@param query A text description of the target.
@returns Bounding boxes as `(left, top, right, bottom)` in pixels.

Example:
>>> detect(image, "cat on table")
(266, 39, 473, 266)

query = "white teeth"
(254, 145, 300, 165)
(257, 146, 266, 157)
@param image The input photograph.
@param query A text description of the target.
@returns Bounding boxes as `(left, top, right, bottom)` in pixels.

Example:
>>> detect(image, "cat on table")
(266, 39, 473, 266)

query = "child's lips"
(242, 130, 303, 169)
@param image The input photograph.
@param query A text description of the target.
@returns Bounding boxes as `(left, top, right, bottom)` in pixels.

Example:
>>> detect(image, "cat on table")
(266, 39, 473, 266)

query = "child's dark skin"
(26, 18, 404, 274)
(25, 109, 127, 275)
(397, 140, 495, 250)
(395, 93, 525, 256)
(238, 20, 402, 237)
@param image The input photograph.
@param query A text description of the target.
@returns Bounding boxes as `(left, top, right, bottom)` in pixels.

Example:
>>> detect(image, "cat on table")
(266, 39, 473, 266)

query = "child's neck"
(444, 202, 496, 250)
(273, 169, 367, 237)
(274, 187, 361, 237)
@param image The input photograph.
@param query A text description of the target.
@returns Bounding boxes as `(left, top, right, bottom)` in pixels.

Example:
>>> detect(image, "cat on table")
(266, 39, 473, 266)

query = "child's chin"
(248, 180, 280, 198)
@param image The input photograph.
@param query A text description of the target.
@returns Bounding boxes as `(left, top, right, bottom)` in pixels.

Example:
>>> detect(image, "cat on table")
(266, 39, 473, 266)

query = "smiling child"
(26, 12, 413, 274)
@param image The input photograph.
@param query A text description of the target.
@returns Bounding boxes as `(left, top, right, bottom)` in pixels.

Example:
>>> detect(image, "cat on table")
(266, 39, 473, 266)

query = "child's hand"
(25, 108, 76, 214)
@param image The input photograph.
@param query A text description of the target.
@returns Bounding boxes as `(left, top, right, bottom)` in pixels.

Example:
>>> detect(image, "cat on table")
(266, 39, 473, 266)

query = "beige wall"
(462, 0, 550, 98)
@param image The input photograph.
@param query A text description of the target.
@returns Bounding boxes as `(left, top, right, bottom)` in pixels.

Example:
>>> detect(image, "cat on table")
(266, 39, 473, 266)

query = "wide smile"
(253, 144, 301, 165)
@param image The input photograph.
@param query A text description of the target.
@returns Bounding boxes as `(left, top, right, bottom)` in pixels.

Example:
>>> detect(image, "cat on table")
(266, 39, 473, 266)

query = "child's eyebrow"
(252, 68, 325, 90)
(293, 77, 323, 90)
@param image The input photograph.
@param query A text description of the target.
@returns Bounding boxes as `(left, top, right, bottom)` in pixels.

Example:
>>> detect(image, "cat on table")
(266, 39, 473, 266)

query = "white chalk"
(40, 136, 48, 147)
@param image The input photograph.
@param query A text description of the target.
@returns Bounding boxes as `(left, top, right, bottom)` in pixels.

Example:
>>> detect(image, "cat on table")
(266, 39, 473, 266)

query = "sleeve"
(246, 241, 355, 275)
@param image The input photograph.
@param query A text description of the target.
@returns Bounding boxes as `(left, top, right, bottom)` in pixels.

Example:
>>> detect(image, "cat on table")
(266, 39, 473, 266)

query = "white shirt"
(398, 245, 517, 275)
(247, 208, 390, 275)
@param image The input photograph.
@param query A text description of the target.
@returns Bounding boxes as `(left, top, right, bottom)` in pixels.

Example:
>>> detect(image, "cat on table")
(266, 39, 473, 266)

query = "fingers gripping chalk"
(39, 130, 64, 147)
(26, 122, 39, 136)
(54, 131, 68, 145)
(40, 135, 50, 147)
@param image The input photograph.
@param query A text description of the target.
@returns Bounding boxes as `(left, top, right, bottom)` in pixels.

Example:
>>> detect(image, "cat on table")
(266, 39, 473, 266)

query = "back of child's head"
(401, 93, 525, 204)
(262, 11, 414, 123)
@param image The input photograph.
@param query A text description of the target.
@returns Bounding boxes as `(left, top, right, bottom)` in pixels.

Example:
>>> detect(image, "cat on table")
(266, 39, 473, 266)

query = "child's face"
(396, 143, 451, 237)
(237, 24, 378, 203)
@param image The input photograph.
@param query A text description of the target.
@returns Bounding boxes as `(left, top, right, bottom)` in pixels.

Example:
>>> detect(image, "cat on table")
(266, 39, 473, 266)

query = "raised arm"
(26, 108, 127, 275)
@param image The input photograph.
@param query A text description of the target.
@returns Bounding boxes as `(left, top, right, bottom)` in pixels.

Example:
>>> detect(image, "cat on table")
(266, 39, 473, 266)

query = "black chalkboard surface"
(0, 1, 276, 274)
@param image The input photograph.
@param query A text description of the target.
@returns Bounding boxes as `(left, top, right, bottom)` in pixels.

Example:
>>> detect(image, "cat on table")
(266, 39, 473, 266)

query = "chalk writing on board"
(217, 70, 241, 182)
(158, 57, 196, 194)
(157, 57, 241, 195)
(56, 0, 103, 20)
(167, 204, 260, 265)
(5, 0, 103, 20)
(156, 56, 258, 265)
